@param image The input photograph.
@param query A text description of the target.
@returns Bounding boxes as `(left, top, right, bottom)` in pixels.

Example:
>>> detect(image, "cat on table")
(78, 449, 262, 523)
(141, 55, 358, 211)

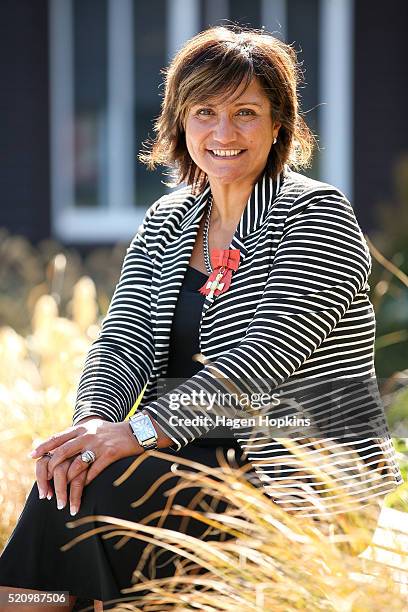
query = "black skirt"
(0, 444, 252, 610)
(0, 266, 257, 610)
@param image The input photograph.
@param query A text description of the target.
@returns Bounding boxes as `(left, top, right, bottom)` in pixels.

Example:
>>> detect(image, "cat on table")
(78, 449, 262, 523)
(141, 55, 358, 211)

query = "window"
(49, 0, 352, 243)
(50, 0, 167, 242)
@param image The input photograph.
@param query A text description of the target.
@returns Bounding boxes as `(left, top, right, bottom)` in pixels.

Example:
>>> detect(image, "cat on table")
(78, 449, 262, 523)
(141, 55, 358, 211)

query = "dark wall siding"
(0, 0, 50, 243)
(354, 0, 408, 232)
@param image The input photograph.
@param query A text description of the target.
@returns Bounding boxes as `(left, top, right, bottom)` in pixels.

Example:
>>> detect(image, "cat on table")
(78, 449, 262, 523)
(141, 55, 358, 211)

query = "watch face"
(131, 414, 156, 442)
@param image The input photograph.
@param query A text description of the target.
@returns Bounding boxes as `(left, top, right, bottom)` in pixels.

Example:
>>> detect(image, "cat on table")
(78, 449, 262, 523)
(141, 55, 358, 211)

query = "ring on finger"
(81, 450, 96, 465)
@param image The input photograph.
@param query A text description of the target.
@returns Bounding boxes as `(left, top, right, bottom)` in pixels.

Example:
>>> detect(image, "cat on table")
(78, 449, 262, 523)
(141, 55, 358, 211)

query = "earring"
(273, 137, 277, 145)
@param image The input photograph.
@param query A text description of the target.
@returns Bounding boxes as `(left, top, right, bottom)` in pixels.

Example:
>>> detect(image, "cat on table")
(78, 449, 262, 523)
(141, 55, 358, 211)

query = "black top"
(165, 265, 238, 447)
(166, 265, 208, 380)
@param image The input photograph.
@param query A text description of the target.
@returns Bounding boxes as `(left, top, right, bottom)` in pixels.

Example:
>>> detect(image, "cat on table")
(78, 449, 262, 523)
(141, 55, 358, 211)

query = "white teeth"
(210, 149, 243, 157)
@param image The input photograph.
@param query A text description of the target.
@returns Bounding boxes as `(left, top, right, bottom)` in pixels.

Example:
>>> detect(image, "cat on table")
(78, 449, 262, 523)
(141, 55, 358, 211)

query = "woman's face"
(184, 76, 280, 186)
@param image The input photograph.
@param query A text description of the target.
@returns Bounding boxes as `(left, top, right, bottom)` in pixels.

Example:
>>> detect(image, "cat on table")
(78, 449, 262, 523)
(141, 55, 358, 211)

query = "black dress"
(0, 266, 253, 611)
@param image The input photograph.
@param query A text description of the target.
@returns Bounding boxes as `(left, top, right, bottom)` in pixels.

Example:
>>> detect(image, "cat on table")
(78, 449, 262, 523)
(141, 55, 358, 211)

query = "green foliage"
(368, 153, 408, 378)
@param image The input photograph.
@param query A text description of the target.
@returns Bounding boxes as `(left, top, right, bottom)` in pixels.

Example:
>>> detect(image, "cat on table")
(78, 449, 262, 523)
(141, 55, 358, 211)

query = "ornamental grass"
(61, 444, 408, 612)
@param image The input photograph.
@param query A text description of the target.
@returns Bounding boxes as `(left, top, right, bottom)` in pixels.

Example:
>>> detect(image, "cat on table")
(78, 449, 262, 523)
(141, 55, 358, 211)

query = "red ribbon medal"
(198, 249, 240, 298)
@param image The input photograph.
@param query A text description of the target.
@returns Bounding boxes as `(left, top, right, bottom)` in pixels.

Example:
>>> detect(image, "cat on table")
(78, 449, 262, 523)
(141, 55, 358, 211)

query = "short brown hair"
(139, 24, 316, 195)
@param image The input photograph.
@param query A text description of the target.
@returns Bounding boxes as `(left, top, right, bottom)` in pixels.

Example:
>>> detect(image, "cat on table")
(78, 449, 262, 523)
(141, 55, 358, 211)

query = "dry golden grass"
(60, 447, 408, 611)
(0, 278, 100, 549)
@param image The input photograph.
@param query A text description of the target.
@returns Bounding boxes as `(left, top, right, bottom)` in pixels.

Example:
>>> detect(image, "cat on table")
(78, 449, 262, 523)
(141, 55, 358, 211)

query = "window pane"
(287, 0, 320, 179)
(73, 0, 108, 208)
(229, 0, 261, 27)
(133, 0, 168, 207)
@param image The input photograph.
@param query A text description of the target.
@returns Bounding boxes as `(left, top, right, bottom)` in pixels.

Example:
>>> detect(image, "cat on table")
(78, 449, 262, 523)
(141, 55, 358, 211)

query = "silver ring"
(42, 452, 53, 459)
(81, 450, 96, 465)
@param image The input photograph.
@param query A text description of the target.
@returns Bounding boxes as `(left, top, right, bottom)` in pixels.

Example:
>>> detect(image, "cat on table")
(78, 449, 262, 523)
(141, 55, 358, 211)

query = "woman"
(0, 24, 403, 611)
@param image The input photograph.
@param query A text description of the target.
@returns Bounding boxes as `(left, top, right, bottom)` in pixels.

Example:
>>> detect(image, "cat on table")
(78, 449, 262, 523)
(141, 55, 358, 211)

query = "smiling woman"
(0, 23, 403, 612)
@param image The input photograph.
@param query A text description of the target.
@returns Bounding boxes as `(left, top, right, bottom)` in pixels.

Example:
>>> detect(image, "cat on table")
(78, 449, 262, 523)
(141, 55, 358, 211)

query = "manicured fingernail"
(47, 492, 52, 500)
(57, 501, 65, 510)
(38, 490, 45, 499)
(70, 505, 78, 516)
(28, 450, 37, 458)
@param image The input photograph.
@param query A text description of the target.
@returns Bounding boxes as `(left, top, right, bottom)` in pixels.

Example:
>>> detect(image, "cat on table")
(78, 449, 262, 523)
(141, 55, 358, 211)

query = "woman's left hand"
(29, 420, 143, 487)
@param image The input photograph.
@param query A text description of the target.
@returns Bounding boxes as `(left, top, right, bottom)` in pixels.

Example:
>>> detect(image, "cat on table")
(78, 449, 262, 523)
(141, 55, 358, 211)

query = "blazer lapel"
(151, 184, 210, 376)
(151, 166, 286, 378)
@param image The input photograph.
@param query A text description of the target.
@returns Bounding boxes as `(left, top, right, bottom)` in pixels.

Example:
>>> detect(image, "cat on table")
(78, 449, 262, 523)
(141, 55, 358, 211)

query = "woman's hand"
(31, 417, 103, 510)
(35, 455, 87, 515)
(29, 417, 143, 514)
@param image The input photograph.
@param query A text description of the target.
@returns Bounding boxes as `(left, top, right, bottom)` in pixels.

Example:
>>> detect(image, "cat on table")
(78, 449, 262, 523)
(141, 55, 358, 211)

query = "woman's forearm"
(75, 416, 107, 426)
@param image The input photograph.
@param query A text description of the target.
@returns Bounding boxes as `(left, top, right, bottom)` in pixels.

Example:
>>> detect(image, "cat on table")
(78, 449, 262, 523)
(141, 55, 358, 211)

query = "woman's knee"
(81, 454, 176, 511)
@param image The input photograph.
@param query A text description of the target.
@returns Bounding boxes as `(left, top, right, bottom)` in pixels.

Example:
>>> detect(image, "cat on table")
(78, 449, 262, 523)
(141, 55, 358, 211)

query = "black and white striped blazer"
(73, 165, 403, 516)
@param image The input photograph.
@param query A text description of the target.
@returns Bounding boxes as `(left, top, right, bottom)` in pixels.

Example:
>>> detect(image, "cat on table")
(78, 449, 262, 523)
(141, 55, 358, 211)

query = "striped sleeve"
(144, 188, 372, 450)
(71, 198, 161, 426)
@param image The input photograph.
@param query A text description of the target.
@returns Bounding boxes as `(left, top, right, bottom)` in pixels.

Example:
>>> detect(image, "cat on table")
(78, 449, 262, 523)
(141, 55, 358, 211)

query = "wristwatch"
(128, 410, 159, 450)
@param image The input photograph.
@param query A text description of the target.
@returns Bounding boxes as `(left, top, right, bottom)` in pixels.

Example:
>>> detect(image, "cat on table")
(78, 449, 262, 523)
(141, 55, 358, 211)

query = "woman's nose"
(211, 116, 237, 143)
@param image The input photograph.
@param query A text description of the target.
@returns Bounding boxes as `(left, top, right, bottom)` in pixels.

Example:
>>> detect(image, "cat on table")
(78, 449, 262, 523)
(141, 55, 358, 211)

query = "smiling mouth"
(207, 149, 246, 159)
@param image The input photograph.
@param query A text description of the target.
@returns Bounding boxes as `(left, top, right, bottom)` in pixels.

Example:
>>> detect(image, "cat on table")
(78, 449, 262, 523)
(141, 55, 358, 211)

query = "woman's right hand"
(34, 416, 104, 516)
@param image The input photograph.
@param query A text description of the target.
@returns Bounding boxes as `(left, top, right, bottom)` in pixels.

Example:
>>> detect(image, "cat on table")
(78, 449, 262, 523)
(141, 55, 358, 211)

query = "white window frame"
(319, 0, 354, 200)
(49, 0, 139, 243)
